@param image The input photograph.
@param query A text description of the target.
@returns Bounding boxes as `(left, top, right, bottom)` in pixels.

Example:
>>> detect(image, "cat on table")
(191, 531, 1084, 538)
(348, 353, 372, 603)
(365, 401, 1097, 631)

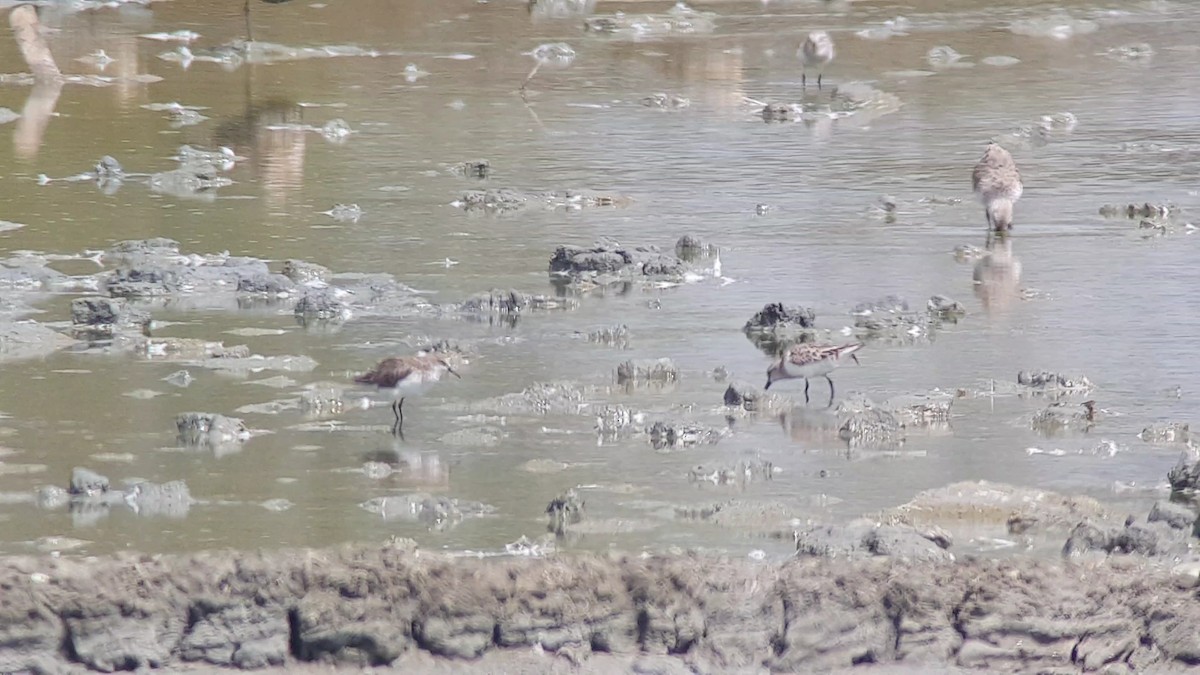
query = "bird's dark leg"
(803, 378, 810, 404)
(802, 72, 807, 88)
(244, 0, 253, 42)
(817, 73, 823, 90)
(825, 375, 836, 407)
(391, 398, 407, 437)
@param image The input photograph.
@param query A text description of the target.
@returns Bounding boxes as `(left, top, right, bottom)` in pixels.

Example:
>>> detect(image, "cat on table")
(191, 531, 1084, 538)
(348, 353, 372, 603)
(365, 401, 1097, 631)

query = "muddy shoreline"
(1, 543, 1198, 673)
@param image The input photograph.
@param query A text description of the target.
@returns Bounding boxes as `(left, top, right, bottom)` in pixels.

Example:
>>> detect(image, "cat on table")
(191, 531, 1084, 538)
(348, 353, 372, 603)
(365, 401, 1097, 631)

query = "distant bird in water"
(353, 354, 460, 436)
(765, 342, 862, 405)
(972, 142, 1023, 237)
(800, 31, 835, 89)
(244, 0, 294, 43)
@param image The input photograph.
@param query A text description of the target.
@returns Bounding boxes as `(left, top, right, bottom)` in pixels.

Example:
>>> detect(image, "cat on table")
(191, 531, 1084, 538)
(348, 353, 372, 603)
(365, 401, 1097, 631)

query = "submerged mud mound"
(1, 546, 1200, 673)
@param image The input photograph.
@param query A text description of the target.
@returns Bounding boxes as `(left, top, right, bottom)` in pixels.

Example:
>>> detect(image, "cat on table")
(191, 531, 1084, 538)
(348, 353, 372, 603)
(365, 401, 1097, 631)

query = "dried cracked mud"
(3, 544, 1200, 673)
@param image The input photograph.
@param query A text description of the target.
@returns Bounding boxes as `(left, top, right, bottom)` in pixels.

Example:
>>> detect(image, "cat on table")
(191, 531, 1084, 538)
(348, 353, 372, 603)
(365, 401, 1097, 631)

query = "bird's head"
(764, 361, 784, 390)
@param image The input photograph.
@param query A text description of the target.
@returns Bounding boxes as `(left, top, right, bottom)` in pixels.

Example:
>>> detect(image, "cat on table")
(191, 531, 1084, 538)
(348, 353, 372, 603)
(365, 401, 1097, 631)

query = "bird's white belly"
(389, 378, 436, 399)
(783, 359, 836, 379)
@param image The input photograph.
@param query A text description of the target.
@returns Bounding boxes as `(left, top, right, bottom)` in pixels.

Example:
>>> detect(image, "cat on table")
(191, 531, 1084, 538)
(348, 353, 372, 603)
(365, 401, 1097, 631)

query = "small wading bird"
(353, 354, 460, 436)
(765, 342, 863, 405)
(972, 142, 1023, 238)
(800, 30, 835, 89)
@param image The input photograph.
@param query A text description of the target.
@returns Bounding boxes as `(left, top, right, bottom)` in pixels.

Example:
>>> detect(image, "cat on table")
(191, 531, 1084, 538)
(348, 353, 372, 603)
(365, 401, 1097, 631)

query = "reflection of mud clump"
(1099, 202, 1174, 220)
(458, 288, 576, 314)
(647, 420, 726, 450)
(688, 459, 774, 487)
(584, 3, 716, 37)
(546, 488, 584, 534)
(1017, 370, 1093, 392)
(176, 412, 250, 449)
(1141, 422, 1190, 446)
(360, 494, 495, 530)
(616, 358, 678, 386)
(454, 188, 629, 213)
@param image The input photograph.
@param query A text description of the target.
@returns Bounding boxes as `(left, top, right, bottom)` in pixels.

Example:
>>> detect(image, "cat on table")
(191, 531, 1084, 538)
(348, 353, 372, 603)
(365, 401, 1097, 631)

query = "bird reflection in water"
(361, 439, 451, 491)
(777, 405, 844, 447)
(212, 88, 306, 210)
(972, 236, 1023, 315)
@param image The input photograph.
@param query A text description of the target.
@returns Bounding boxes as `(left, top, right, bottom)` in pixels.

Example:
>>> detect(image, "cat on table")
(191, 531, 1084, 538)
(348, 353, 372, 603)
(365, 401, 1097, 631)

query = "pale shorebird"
(800, 31, 835, 89)
(353, 354, 460, 435)
(765, 342, 863, 405)
(972, 142, 1023, 236)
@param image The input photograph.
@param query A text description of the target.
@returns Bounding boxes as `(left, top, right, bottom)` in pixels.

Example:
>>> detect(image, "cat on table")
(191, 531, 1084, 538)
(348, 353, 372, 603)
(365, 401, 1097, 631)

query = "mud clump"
(742, 302, 817, 355)
(477, 381, 592, 416)
(722, 381, 790, 415)
(743, 302, 815, 332)
(595, 404, 643, 440)
(1030, 400, 1096, 435)
(448, 159, 491, 178)
(850, 294, 957, 344)
(795, 520, 954, 562)
(293, 288, 351, 324)
(641, 92, 690, 109)
(836, 396, 905, 449)
(42, 467, 192, 524)
(926, 294, 965, 319)
(280, 259, 331, 285)
(548, 242, 687, 286)
(236, 273, 295, 296)
(1167, 452, 1200, 492)
(880, 480, 1115, 538)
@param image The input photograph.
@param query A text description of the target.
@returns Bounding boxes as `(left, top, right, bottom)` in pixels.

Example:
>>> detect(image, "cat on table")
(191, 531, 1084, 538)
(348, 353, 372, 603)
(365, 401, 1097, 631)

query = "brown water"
(0, 0, 1198, 558)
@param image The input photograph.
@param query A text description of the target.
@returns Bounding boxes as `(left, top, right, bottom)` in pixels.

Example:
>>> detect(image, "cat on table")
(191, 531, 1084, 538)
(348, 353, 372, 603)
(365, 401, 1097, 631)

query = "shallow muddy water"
(0, 0, 1198, 558)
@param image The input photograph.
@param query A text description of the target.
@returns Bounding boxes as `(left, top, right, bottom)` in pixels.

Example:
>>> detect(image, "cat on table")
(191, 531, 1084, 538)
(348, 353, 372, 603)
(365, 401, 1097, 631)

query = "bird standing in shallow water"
(800, 31, 835, 89)
(972, 142, 1023, 238)
(765, 342, 862, 406)
(353, 354, 460, 436)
